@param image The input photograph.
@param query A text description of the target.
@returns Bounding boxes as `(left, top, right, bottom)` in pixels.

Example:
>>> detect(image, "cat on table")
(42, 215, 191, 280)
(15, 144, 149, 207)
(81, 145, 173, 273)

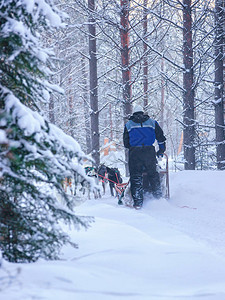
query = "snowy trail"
(69, 189, 225, 300)
(76, 170, 225, 261)
(148, 171, 225, 259)
(2, 170, 225, 300)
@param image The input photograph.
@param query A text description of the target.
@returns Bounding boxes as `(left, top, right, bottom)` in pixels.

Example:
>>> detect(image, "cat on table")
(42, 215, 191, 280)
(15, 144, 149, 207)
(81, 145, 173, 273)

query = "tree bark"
(81, 56, 91, 154)
(160, 57, 165, 130)
(68, 75, 74, 138)
(120, 0, 132, 123)
(143, 0, 148, 110)
(88, 0, 100, 166)
(183, 0, 195, 170)
(120, 0, 132, 175)
(109, 103, 113, 141)
(214, 0, 225, 169)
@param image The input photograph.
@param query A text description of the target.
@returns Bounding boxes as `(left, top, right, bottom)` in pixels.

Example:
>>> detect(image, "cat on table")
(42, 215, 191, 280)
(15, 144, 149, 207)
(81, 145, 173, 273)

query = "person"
(123, 104, 166, 209)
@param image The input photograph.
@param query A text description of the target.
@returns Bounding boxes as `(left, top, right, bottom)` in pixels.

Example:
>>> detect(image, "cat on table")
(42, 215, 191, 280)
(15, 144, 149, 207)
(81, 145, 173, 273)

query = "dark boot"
(130, 174, 143, 207)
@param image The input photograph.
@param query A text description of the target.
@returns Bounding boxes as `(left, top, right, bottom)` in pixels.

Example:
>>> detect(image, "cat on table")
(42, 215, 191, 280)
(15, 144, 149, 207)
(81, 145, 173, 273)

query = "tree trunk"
(68, 76, 74, 138)
(214, 0, 225, 170)
(109, 103, 113, 141)
(160, 57, 165, 130)
(88, 0, 100, 166)
(120, 0, 132, 175)
(81, 56, 91, 154)
(143, 0, 148, 110)
(183, 0, 195, 170)
(120, 0, 132, 122)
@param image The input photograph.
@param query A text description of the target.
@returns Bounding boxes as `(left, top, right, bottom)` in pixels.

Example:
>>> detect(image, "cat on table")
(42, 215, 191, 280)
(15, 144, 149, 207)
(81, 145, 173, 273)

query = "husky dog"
(106, 167, 123, 197)
(97, 164, 108, 194)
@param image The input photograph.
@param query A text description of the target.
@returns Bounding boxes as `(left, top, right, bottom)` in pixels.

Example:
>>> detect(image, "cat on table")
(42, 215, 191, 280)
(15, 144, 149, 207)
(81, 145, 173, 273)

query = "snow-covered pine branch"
(0, 0, 94, 263)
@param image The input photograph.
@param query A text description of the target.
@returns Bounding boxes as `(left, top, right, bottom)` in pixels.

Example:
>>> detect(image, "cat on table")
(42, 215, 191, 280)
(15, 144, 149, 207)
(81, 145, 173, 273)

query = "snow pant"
(128, 146, 162, 206)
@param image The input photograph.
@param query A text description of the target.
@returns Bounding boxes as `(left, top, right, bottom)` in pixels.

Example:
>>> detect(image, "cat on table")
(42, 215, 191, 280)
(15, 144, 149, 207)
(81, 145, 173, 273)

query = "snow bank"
(1, 170, 225, 300)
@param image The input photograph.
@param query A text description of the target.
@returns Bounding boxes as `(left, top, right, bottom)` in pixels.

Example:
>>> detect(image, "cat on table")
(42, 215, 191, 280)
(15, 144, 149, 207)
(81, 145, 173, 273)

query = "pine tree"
(0, 0, 93, 263)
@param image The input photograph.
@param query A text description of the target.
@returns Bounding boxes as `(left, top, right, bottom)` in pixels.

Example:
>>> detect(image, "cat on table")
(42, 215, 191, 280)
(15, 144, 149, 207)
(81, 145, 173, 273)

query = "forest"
(44, 0, 225, 171)
(0, 0, 224, 263)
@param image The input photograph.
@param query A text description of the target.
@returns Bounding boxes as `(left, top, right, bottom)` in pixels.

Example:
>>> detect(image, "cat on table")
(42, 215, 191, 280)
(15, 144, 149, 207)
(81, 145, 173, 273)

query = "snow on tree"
(0, 0, 94, 263)
(40, 0, 221, 171)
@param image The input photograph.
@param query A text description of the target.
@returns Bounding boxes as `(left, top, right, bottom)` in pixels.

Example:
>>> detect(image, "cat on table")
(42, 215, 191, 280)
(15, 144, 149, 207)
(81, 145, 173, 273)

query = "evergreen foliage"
(0, 0, 93, 263)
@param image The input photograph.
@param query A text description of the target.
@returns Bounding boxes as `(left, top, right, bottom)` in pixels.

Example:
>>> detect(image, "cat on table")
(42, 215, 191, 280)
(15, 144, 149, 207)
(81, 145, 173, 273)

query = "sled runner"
(142, 152, 170, 199)
(159, 153, 170, 199)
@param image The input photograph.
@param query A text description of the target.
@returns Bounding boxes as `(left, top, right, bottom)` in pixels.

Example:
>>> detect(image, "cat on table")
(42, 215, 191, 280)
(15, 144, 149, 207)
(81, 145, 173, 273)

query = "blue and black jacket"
(123, 112, 166, 151)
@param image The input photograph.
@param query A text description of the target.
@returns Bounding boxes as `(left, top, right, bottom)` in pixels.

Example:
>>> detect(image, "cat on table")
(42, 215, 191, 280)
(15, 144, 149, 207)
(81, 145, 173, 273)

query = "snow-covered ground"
(1, 170, 225, 300)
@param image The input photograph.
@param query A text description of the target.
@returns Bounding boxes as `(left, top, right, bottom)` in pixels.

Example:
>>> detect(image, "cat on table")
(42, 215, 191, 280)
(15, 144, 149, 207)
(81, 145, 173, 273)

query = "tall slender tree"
(214, 0, 225, 169)
(81, 56, 92, 154)
(88, 0, 100, 166)
(183, 0, 195, 169)
(143, 0, 148, 110)
(120, 0, 132, 174)
(120, 0, 132, 123)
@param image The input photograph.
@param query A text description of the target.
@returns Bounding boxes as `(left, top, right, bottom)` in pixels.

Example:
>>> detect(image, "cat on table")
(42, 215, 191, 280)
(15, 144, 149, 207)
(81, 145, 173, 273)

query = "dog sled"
(115, 181, 130, 205)
(157, 153, 170, 199)
(116, 153, 170, 206)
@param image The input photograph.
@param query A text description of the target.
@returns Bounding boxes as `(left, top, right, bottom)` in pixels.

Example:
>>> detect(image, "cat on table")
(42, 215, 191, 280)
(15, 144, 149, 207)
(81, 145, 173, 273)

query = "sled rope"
(116, 180, 130, 205)
(97, 173, 122, 185)
(115, 172, 120, 184)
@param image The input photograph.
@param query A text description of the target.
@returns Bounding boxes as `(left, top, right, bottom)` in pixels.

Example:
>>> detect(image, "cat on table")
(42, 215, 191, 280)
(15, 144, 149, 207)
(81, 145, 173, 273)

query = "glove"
(156, 149, 164, 158)
(157, 142, 166, 157)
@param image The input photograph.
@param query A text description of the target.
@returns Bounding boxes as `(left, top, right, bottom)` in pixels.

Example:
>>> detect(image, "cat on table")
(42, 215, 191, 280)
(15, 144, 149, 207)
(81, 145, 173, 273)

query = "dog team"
(85, 164, 123, 197)
(64, 105, 166, 207)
